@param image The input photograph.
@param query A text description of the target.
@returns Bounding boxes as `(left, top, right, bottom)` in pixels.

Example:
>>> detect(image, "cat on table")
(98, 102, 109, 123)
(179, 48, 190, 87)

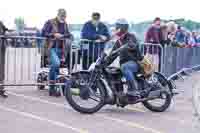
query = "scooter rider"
(110, 19, 143, 98)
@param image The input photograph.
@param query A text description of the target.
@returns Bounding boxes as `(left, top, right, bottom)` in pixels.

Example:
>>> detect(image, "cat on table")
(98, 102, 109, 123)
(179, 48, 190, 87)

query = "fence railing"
(0, 36, 199, 87)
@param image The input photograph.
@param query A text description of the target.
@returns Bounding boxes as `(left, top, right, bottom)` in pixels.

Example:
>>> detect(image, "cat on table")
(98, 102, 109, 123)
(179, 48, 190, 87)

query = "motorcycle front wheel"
(65, 72, 106, 114)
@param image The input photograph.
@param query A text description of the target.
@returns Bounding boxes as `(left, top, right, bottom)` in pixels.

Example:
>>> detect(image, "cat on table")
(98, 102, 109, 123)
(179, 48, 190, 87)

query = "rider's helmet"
(115, 18, 129, 33)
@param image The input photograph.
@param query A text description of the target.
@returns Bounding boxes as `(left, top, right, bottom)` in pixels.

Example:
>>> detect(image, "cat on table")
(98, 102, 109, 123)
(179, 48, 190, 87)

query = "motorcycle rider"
(110, 19, 143, 98)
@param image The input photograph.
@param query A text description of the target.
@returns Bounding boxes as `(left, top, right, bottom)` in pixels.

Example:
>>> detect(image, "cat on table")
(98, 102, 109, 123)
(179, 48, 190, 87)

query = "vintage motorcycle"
(65, 44, 175, 114)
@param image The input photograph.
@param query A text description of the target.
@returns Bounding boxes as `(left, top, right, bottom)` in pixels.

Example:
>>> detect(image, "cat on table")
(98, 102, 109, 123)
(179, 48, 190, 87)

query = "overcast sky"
(0, 0, 199, 28)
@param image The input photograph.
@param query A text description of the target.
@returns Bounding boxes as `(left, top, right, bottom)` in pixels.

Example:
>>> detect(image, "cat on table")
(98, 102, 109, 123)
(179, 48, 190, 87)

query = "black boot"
(126, 79, 140, 98)
(49, 85, 56, 96)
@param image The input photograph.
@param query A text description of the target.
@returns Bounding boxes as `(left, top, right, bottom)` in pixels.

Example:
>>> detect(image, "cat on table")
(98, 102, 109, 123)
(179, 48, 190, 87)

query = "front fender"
(71, 71, 114, 102)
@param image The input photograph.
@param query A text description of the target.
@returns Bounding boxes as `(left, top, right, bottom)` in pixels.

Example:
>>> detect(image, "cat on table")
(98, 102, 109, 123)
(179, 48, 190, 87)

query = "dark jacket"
(0, 21, 8, 35)
(145, 25, 162, 54)
(175, 29, 186, 43)
(111, 32, 143, 65)
(41, 18, 72, 48)
(81, 21, 110, 41)
(145, 25, 161, 44)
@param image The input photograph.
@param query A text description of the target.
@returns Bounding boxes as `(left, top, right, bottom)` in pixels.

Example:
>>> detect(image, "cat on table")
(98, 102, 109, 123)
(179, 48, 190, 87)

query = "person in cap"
(41, 8, 73, 97)
(81, 12, 110, 69)
(108, 18, 143, 98)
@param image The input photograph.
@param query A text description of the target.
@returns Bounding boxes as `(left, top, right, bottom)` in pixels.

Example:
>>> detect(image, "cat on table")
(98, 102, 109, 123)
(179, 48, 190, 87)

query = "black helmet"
(115, 18, 129, 32)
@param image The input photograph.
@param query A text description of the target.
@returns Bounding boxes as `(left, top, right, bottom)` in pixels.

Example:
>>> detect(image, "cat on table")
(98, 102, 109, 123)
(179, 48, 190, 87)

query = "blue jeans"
(121, 61, 139, 81)
(49, 48, 62, 91)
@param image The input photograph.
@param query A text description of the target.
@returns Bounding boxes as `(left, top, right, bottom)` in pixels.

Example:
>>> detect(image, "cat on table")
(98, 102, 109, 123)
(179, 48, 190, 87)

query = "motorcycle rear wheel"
(142, 72, 172, 112)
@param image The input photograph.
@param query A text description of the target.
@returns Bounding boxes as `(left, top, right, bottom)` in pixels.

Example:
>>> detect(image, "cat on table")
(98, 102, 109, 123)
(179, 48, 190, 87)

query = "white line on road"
(7, 91, 187, 125)
(7, 91, 69, 108)
(6, 91, 165, 133)
(100, 115, 164, 133)
(0, 105, 89, 133)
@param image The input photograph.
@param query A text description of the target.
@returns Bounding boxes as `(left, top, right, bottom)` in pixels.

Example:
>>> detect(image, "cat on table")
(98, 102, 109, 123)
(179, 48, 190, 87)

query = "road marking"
(8, 91, 187, 124)
(100, 115, 164, 133)
(126, 98, 186, 124)
(7, 91, 165, 133)
(127, 106, 187, 124)
(7, 91, 69, 108)
(0, 105, 88, 133)
(8, 91, 187, 125)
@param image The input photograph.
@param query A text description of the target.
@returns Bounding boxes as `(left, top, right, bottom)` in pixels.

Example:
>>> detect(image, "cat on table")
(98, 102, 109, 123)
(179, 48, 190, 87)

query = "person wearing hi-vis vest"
(41, 9, 73, 97)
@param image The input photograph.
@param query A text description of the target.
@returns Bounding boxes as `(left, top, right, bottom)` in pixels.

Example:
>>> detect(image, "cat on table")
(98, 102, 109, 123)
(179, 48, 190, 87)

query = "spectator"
(145, 17, 162, 71)
(175, 26, 186, 44)
(0, 21, 8, 98)
(145, 17, 162, 44)
(41, 9, 73, 97)
(166, 21, 177, 43)
(196, 32, 200, 43)
(192, 31, 198, 44)
(81, 12, 110, 69)
(0, 21, 8, 34)
(160, 24, 169, 45)
(185, 31, 195, 45)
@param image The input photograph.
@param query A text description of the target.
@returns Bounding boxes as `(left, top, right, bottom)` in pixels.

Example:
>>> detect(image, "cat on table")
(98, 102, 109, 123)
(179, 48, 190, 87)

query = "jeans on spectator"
(49, 48, 62, 92)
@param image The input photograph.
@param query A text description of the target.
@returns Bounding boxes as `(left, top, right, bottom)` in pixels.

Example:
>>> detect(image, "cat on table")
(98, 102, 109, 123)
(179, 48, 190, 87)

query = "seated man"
(110, 19, 143, 97)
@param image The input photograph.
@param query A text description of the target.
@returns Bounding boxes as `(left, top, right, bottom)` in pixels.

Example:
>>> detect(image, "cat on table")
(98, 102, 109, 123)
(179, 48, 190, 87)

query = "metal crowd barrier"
(139, 43, 163, 72)
(2, 35, 200, 88)
(72, 40, 163, 73)
(0, 36, 78, 87)
(162, 45, 200, 77)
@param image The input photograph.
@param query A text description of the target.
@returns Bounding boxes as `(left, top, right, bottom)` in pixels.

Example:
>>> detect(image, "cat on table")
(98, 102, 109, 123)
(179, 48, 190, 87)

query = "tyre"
(142, 72, 172, 112)
(65, 72, 106, 114)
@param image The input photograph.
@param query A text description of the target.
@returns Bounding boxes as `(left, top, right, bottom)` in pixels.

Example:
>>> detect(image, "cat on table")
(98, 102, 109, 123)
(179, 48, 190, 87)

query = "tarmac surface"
(0, 48, 200, 133)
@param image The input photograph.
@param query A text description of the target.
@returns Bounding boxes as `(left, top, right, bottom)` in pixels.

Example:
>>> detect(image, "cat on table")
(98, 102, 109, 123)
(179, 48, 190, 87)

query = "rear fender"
(154, 72, 177, 96)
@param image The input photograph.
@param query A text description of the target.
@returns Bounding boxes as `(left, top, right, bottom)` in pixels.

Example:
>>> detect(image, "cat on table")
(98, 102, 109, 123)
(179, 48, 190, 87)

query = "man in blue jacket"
(81, 12, 110, 69)
(175, 26, 186, 44)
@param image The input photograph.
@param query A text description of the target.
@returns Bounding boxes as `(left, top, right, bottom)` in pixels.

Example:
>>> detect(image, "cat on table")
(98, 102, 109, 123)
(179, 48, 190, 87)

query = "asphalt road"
(0, 48, 200, 133)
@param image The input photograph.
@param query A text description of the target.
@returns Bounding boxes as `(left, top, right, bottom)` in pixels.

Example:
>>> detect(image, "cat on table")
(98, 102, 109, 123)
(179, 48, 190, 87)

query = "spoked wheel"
(142, 72, 172, 112)
(65, 72, 105, 114)
(192, 83, 200, 119)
